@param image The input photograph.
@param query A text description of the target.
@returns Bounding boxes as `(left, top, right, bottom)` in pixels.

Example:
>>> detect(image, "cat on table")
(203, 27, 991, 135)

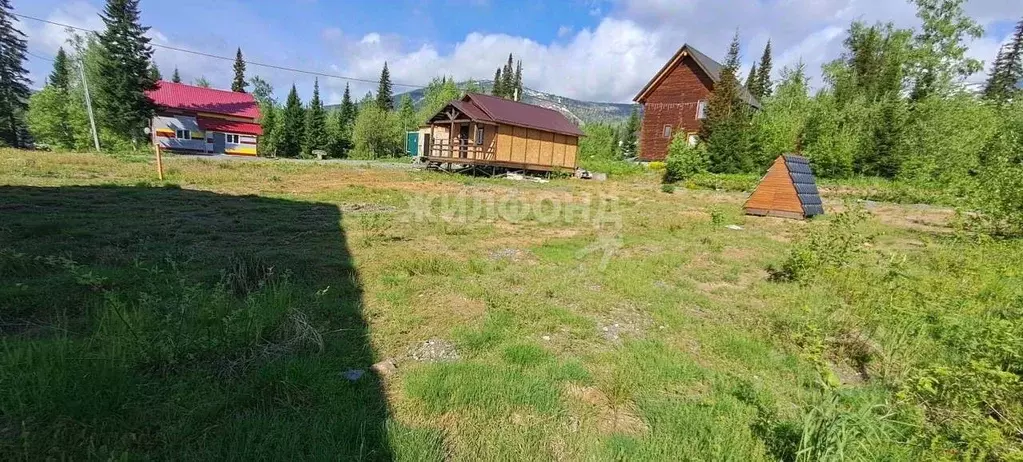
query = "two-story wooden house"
(633, 44, 761, 161)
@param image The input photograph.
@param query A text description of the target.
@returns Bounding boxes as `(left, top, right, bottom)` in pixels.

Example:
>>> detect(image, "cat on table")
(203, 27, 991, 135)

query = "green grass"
(1, 148, 1021, 460)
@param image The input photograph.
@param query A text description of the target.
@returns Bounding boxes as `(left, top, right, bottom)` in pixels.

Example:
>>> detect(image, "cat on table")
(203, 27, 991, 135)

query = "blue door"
(212, 132, 226, 154)
(406, 131, 419, 156)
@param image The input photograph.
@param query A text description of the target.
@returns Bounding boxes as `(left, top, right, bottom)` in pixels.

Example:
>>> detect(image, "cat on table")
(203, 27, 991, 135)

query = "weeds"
(769, 207, 871, 283)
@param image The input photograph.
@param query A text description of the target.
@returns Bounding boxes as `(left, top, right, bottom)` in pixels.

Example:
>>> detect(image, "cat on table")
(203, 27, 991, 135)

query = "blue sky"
(16, 0, 1021, 104)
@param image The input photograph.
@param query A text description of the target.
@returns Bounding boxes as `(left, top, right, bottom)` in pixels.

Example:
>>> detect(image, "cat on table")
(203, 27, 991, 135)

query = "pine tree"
(755, 40, 773, 98)
(492, 68, 503, 96)
(622, 107, 640, 158)
(278, 84, 304, 158)
(701, 32, 752, 174)
(501, 54, 514, 98)
(983, 45, 1013, 102)
(148, 63, 162, 81)
(303, 78, 326, 157)
(95, 0, 157, 141)
(745, 64, 758, 95)
(232, 47, 248, 92)
(377, 62, 393, 111)
(340, 82, 357, 130)
(48, 47, 71, 90)
(0, 0, 32, 147)
(987, 17, 1023, 102)
(193, 76, 210, 88)
(514, 60, 523, 100)
(171, 67, 181, 83)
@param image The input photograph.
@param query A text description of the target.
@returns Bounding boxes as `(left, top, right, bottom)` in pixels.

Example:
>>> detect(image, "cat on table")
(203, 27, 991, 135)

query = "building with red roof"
(146, 81, 262, 156)
(418, 93, 583, 172)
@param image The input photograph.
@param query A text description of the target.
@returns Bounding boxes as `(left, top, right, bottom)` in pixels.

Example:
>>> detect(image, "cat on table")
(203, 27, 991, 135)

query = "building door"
(212, 132, 226, 154)
(459, 124, 469, 158)
(406, 131, 419, 157)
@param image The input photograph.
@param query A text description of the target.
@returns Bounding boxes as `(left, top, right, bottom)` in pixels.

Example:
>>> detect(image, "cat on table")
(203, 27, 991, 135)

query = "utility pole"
(78, 58, 100, 152)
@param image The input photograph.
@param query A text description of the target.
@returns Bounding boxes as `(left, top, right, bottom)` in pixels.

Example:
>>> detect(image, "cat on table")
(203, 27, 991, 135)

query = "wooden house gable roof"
(633, 44, 761, 109)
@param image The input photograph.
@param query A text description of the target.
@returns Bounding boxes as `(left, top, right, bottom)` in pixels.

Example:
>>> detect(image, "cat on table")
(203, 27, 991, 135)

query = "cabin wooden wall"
(639, 54, 715, 161)
(494, 124, 578, 169)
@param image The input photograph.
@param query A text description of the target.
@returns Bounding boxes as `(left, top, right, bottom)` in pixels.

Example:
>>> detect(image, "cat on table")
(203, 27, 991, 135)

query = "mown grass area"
(1, 148, 1020, 460)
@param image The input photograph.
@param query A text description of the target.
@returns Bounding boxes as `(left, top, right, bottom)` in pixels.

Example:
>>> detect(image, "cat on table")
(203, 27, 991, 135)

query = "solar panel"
(783, 154, 824, 218)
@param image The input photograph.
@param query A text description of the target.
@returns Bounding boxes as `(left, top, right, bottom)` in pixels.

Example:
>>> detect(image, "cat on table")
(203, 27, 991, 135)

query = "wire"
(25, 50, 55, 62)
(13, 12, 427, 89)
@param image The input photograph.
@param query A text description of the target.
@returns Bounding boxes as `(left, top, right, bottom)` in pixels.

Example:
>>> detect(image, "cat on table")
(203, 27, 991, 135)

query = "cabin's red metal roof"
(462, 93, 584, 137)
(449, 100, 493, 122)
(196, 115, 263, 136)
(147, 81, 261, 119)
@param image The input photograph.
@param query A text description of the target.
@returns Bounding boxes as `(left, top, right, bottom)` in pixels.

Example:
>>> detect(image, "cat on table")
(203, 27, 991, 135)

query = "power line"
(25, 50, 54, 62)
(13, 12, 427, 89)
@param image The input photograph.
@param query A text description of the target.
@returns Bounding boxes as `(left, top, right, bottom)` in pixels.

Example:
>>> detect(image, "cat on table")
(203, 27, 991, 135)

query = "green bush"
(663, 134, 707, 184)
(769, 207, 870, 283)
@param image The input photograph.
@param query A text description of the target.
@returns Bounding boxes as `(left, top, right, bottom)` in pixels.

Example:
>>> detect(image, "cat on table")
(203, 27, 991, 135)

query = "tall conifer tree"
(279, 84, 304, 158)
(492, 68, 503, 96)
(232, 48, 248, 92)
(340, 82, 357, 129)
(701, 32, 752, 173)
(171, 67, 181, 83)
(745, 64, 758, 95)
(514, 60, 523, 100)
(377, 62, 393, 111)
(755, 40, 773, 98)
(48, 47, 71, 90)
(304, 78, 326, 156)
(96, 0, 157, 141)
(0, 0, 32, 147)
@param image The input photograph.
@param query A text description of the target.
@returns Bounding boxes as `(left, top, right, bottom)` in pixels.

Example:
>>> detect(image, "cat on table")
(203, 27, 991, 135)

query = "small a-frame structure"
(743, 154, 824, 219)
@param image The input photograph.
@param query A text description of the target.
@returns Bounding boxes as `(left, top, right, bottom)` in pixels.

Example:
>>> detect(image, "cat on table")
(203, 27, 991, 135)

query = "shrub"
(770, 207, 870, 283)
(647, 161, 666, 171)
(663, 134, 707, 184)
(660, 183, 675, 194)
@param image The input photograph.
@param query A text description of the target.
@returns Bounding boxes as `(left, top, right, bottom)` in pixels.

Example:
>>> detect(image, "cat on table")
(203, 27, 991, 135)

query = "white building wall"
(153, 115, 206, 153)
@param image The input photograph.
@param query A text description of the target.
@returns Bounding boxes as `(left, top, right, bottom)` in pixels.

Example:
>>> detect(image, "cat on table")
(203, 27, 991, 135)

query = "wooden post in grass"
(156, 145, 164, 180)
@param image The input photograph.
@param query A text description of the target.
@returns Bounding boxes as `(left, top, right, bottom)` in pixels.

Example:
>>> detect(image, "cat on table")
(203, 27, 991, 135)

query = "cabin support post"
(429, 124, 435, 157)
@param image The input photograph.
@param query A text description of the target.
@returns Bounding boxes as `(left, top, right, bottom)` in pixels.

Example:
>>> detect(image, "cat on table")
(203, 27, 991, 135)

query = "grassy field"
(1, 149, 1020, 460)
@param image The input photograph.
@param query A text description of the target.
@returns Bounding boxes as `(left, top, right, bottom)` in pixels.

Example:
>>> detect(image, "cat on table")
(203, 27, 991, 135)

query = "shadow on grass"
(0, 185, 402, 459)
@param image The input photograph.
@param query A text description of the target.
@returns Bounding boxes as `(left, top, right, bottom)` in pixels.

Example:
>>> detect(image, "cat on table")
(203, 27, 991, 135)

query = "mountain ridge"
(328, 80, 638, 125)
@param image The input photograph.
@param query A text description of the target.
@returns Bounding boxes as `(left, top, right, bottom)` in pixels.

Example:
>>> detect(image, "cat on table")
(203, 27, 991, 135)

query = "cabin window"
(475, 127, 484, 145)
(697, 100, 708, 120)
(225, 134, 240, 144)
(175, 129, 190, 140)
(662, 125, 672, 138)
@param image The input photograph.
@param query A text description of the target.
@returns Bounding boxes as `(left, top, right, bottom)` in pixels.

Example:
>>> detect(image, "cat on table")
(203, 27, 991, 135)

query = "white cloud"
(25, 0, 1019, 103)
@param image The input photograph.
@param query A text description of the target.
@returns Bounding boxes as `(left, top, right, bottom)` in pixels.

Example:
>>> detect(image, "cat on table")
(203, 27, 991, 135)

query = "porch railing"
(426, 139, 493, 161)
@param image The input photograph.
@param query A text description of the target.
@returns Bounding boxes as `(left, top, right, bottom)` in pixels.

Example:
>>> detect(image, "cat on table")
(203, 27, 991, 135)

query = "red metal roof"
(196, 115, 263, 136)
(147, 81, 261, 119)
(461, 93, 584, 137)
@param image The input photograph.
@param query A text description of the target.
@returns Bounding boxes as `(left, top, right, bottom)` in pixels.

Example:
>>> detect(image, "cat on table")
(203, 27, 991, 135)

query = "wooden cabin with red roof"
(146, 81, 262, 156)
(633, 44, 761, 162)
(419, 92, 584, 172)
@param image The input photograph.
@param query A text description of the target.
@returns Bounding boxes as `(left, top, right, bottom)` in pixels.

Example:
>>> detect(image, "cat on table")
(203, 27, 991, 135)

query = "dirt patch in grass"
(564, 384, 648, 436)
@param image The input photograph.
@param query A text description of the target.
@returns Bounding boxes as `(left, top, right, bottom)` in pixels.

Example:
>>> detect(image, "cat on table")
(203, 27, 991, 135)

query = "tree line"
(657, 0, 1023, 234)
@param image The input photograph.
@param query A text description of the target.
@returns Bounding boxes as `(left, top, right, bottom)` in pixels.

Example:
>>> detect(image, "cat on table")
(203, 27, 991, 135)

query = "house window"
(687, 134, 699, 146)
(175, 129, 190, 140)
(662, 125, 672, 138)
(225, 134, 240, 144)
(697, 100, 708, 120)
(475, 127, 484, 145)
